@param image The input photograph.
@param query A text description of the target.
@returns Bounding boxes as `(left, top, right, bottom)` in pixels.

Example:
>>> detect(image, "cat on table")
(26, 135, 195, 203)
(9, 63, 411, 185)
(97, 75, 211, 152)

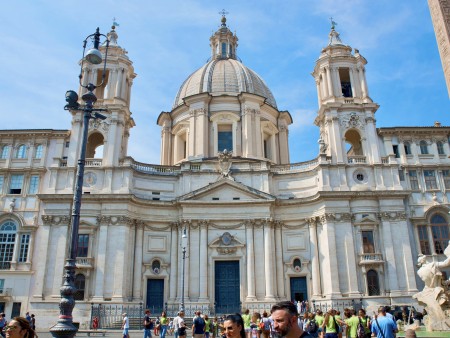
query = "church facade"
(0, 16, 449, 327)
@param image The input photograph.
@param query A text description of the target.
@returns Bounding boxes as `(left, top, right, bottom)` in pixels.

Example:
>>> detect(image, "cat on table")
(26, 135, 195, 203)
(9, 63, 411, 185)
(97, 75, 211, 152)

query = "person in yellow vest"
(314, 310, 325, 338)
(321, 309, 344, 338)
(344, 309, 359, 338)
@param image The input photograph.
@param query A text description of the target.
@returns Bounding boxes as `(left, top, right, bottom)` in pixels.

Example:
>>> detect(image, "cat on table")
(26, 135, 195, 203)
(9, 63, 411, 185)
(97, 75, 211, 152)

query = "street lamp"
(180, 227, 188, 312)
(50, 28, 110, 338)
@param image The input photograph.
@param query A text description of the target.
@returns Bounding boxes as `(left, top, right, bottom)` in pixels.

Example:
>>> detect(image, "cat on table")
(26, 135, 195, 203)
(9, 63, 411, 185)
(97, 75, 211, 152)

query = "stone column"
(315, 79, 322, 107)
(115, 68, 123, 98)
(188, 110, 196, 158)
(427, 224, 436, 255)
(318, 214, 341, 297)
(349, 68, 358, 98)
(169, 223, 179, 301)
(308, 218, 322, 297)
(132, 222, 144, 300)
(255, 110, 262, 158)
(246, 222, 256, 301)
(92, 217, 109, 300)
(199, 221, 208, 301)
(264, 221, 276, 300)
(331, 67, 341, 97)
(241, 108, 253, 157)
(326, 67, 333, 97)
(274, 221, 285, 298)
(340, 215, 360, 297)
(378, 214, 400, 295)
(26, 232, 34, 264)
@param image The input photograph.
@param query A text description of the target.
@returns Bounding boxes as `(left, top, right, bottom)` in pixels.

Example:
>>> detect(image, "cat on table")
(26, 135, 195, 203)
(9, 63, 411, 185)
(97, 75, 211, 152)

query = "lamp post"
(180, 227, 188, 312)
(50, 28, 109, 338)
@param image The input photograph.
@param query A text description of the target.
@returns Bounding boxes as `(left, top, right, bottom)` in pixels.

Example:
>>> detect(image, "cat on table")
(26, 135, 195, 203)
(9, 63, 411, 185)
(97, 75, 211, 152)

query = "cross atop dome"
(219, 9, 229, 27)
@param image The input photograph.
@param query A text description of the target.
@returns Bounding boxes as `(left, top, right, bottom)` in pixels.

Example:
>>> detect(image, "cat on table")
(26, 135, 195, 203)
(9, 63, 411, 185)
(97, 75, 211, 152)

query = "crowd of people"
(130, 302, 400, 338)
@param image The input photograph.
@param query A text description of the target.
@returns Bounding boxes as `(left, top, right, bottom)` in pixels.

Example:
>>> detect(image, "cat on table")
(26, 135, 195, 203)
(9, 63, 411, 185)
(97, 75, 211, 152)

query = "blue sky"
(1, 0, 449, 164)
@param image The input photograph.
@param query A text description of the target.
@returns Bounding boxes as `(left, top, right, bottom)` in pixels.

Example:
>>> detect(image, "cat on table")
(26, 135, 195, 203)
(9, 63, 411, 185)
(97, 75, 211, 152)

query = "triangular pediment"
(178, 179, 275, 202)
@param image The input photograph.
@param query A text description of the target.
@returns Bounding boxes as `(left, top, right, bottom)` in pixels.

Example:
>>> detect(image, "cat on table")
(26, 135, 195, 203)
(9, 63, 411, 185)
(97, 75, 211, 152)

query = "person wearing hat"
(371, 307, 397, 338)
(122, 313, 130, 338)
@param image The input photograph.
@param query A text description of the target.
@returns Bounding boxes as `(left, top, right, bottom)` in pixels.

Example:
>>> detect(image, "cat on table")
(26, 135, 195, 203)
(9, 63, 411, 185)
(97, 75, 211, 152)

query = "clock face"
(83, 172, 97, 187)
(221, 232, 232, 246)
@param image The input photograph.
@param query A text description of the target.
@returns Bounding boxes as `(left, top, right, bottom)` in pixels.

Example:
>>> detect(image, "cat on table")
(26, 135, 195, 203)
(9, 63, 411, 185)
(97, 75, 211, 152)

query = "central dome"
(173, 16, 277, 109)
(173, 59, 277, 109)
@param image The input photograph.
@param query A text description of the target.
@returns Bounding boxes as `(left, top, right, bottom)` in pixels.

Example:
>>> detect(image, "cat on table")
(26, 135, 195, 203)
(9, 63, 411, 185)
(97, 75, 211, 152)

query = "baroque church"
(1, 15, 450, 327)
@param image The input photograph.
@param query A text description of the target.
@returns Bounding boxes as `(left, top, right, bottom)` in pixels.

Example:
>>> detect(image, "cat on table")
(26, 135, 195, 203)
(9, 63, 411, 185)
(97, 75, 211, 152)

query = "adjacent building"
(0, 16, 449, 327)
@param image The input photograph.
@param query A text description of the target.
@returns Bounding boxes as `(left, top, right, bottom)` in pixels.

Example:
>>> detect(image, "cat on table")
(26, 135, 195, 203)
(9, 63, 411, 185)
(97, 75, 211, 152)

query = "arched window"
(420, 141, 428, 155)
(0, 146, 9, 159)
(431, 214, 449, 254)
(34, 144, 43, 159)
(437, 141, 445, 155)
(74, 274, 86, 300)
(404, 142, 411, 155)
(344, 129, 363, 156)
(0, 220, 17, 269)
(367, 269, 380, 296)
(15, 145, 27, 159)
(86, 133, 104, 158)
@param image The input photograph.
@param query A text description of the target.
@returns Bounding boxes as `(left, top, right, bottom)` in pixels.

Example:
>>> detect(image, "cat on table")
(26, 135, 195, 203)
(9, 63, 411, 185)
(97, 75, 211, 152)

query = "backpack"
(357, 318, 365, 338)
(308, 320, 318, 333)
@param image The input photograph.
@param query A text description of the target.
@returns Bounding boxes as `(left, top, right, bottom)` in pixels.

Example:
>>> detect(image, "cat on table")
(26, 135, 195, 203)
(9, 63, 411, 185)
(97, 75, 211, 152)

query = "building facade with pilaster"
(0, 17, 449, 327)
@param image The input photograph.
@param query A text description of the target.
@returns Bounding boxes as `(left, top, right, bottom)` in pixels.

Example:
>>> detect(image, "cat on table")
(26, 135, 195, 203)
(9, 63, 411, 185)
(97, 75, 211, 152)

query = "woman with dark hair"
(5, 317, 38, 338)
(223, 314, 245, 338)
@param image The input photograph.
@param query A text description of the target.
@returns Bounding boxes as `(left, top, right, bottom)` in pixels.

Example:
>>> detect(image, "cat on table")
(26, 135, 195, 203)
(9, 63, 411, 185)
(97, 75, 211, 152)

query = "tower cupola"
(209, 14, 239, 60)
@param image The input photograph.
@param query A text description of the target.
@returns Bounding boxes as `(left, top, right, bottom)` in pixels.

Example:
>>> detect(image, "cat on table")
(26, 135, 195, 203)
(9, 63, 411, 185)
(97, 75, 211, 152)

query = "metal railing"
(0, 262, 10, 270)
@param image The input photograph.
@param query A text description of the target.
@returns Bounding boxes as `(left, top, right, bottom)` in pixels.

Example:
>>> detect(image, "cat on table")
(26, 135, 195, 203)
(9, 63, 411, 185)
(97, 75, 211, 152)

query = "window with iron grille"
(417, 225, 431, 255)
(367, 270, 380, 296)
(443, 170, 450, 189)
(409, 170, 419, 190)
(431, 214, 449, 254)
(424, 170, 438, 190)
(18, 234, 30, 263)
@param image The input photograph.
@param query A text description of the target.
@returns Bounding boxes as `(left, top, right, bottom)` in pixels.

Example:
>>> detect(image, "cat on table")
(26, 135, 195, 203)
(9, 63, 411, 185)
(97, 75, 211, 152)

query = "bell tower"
(312, 23, 381, 167)
(67, 24, 136, 168)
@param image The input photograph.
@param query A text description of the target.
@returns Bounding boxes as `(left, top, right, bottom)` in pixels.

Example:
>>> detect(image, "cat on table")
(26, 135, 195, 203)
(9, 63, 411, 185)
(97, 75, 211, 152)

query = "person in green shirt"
(314, 310, 324, 338)
(322, 309, 344, 338)
(242, 309, 251, 338)
(357, 309, 371, 338)
(344, 309, 359, 338)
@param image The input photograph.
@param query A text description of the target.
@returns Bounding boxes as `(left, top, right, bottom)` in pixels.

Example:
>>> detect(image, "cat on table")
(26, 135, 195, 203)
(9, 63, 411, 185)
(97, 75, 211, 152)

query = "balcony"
(76, 257, 95, 269)
(359, 253, 384, 265)
(348, 155, 367, 164)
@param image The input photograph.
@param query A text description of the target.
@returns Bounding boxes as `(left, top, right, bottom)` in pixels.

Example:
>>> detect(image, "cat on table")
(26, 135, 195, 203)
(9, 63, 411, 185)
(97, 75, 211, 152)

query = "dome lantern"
(209, 12, 238, 60)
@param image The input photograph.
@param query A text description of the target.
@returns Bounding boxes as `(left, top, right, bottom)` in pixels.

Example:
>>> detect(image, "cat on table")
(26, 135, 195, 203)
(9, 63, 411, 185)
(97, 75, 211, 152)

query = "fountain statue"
(413, 240, 450, 331)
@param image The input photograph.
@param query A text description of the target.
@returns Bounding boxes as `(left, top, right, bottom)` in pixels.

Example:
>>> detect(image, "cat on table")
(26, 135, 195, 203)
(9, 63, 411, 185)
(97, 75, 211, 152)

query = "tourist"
(122, 313, 130, 338)
(321, 309, 343, 338)
(314, 310, 324, 338)
(371, 307, 398, 338)
(144, 309, 153, 338)
(177, 312, 186, 338)
(241, 309, 251, 338)
(204, 315, 212, 338)
(160, 311, 169, 338)
(260, 312, 271, 338)
(357, 309, 371, 338)
(344, 309, 358, 338)
(223, 314, 245, 338)
(270, 301, 312, 338)
(172, 312, 181, 338)
(4, 317, 38, 338)
(192, 311, 205, 338)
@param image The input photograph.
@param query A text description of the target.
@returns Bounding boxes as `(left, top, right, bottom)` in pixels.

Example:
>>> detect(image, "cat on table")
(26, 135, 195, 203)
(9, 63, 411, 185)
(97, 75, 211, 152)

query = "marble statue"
(413, 241, 450, 331)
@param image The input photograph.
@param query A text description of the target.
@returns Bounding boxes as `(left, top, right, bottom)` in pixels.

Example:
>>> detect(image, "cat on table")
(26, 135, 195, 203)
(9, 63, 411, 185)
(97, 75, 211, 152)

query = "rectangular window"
(424, 170, 438, 190)
(362, 231, 375, 253)
(9, 174, 24, 194)
(221, 43, 227, 57)
(218, 125, 232, 152)
(34, 145, 43, 159)
(28, 175, 39, 195)
(77, 234, 89, 257)
(11, 302, 21, 318)
(18, 234, 30, 263)
(393, 145, 400, 158)
(0, 279, 4, 293)
(417, 225, 431, 255)
(398, 169, 405, 181)
(443, 170, 450, 189)
(0, 176, 3, 194)
(409, 170, 419, 190)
